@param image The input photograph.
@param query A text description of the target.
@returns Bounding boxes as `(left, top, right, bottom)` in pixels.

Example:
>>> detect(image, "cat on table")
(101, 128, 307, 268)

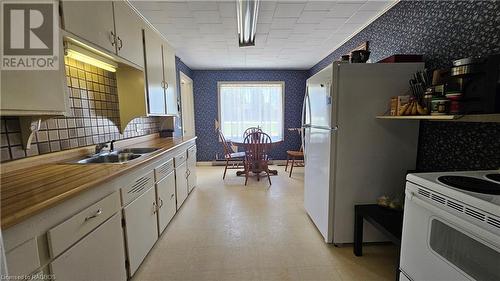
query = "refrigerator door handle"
(301, 87, 309, 163)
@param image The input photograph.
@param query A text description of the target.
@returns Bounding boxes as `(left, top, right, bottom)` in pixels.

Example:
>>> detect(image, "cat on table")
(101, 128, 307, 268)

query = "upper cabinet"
(144, 29, 166, 115)
(113, 1, 145, 68)
(61, 1, 116, 54)
(163, 43, 179, 116)
(143, 27, 178, 116)
(62, 1, 144, 68)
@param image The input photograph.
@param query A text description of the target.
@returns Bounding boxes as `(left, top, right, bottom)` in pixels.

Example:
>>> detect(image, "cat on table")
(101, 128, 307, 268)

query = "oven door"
(400, 183, 500, 281)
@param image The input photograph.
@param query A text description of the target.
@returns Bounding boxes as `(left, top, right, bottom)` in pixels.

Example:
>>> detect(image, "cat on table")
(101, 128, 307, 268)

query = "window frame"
(217, 81, 286, 142)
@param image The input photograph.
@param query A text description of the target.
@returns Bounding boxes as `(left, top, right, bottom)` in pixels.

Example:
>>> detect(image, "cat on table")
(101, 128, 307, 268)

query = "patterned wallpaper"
(0, 57, 159, 162)
(309, 0, 500, 172)
(192, 70, 308, 161)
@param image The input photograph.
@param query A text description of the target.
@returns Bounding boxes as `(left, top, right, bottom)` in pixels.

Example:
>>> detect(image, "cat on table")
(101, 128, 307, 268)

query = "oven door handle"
(407, 190, 500, 248)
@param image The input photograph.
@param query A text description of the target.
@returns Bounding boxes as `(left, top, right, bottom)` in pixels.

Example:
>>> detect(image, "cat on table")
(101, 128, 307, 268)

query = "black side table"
(353, 204, 403, 256)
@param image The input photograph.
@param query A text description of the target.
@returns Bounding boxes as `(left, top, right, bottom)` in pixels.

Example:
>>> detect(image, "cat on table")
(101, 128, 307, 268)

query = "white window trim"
(217, 81, 285, 142)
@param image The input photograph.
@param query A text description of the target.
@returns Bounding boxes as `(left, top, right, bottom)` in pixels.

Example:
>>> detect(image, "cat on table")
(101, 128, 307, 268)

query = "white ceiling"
(131, 0, 396, 69)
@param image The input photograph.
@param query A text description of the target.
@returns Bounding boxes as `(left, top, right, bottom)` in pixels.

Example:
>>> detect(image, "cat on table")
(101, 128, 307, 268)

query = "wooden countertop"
(0, 136, 196, 229)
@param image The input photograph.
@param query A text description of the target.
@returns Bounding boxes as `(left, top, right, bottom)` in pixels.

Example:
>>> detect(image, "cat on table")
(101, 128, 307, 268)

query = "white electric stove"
(399, 170, 500, 281)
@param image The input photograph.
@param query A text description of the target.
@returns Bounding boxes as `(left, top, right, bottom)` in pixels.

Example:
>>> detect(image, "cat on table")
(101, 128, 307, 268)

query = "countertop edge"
(1, 136, 197, 229)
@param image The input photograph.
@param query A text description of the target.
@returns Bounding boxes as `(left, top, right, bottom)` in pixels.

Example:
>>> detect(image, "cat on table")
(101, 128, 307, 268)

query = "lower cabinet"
(175, 162, 188, 210)
(123, 186, 158, 276)
(50, 213, 127, 281)
(187, 156, 197, 193)
(156, 171, 177, 235)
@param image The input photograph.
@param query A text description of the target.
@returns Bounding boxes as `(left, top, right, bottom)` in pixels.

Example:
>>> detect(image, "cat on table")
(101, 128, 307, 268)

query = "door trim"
(179, 71, 194, 137)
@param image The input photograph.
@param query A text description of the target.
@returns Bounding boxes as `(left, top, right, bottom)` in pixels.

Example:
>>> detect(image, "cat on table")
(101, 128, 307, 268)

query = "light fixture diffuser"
(236, 0, 260, 47)
(65, 41, 117, 72)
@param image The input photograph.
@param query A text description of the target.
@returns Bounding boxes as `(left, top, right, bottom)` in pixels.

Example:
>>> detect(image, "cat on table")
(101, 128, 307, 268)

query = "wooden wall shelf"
(376, 114, 500, 122)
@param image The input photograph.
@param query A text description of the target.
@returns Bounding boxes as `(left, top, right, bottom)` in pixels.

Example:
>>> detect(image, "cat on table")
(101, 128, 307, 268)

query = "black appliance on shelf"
(450, 54, 500, 114)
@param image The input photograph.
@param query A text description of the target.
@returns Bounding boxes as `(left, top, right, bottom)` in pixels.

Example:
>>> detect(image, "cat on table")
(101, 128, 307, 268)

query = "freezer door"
(307, 83, 331, 128)
(304, 126, 333, 242)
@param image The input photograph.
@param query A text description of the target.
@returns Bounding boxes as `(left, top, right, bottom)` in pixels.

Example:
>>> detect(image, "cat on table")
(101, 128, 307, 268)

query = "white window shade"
(219, 82, 284, 142)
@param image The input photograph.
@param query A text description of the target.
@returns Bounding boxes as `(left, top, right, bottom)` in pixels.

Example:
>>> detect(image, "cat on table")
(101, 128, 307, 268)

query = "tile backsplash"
(0, 57, 160, 162)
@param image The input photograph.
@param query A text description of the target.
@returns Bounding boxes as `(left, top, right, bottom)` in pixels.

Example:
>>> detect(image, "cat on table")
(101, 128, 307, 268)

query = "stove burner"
(485, 173, 500, 183)
(438, 176, 500, 195)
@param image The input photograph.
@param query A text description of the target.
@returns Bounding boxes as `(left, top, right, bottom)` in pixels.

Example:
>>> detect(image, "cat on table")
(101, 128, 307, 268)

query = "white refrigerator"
(302, 62, 423, 244)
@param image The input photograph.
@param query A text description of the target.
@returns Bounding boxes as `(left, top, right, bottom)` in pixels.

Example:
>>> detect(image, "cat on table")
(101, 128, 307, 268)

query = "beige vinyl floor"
(132, 165, 398, 281)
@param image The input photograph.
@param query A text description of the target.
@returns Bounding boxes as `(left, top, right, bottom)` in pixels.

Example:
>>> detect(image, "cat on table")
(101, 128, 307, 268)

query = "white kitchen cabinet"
(113, 1, 145, 68)
(123, 185, 158, 276)
(162, 42, 178, 115)
(1, 32, 68, 116)
(187, 146, 197, 193)
(5, 238, 40, 277)
(50, 213, 127, 281)
(143, 28, 166, 115)
(156, 171, 177, 235)
(175, 162, 188, 210)
(61, 1, 116, 53)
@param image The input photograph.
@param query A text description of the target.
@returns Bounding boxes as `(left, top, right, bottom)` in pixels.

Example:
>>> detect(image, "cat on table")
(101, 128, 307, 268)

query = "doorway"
(180, 71, 195, 137)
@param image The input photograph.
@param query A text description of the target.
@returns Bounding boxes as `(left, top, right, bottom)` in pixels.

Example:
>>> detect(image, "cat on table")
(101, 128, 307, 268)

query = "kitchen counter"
(0, 136, 196, 229)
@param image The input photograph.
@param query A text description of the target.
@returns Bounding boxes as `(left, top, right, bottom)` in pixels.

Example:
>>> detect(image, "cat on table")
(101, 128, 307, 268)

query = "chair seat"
(228, 152, 246, 159)
(286, 150, 304, 157)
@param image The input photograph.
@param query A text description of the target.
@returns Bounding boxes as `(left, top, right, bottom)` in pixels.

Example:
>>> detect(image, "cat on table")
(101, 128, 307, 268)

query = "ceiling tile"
(347, 10, 381, 23)
(187, 1, 219, 11)
(297, 11, 329, 23)
(293, 23, 318, 33)
(327, 3, 364, 18)
(359, 1, 391, 11)
(260, 1, 277, 11)
(192, 11, 221, 23)
(268, 29, 293, 39)
(270, 18, 298, 29)
(303, 1, 335, 11)
(317, 17, 348, 30)
(274, 3, 306, 18)
(218, 2, 236, 18)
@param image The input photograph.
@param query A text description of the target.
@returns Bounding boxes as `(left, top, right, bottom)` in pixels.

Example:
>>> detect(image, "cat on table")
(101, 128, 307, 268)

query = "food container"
(445, 92, 464, 114)
(430, 97, 450, 115)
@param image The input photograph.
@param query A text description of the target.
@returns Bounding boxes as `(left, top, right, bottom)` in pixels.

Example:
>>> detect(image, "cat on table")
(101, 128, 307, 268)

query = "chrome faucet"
(95, 142, 109, 154)
(110, 140, 116, 152)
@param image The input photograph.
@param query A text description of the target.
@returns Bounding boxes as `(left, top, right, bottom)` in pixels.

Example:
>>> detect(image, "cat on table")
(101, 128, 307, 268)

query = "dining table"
(229, 137, 283, 176)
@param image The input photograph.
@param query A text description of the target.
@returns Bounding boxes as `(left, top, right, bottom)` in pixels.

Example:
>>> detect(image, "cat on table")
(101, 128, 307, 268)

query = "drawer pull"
(84, 209, 102, 221)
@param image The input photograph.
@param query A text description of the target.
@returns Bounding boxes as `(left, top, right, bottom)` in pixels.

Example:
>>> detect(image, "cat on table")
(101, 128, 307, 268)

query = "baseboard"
(196, 160, 292, 166)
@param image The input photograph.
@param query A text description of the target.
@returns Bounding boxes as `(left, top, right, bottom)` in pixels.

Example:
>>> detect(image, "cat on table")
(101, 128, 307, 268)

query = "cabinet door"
(143, 28, 166, 115)
(113, 1, 145, 68)
(61, 1, 116, 53)
(1, 33, 68, 116)
(123, 186, 158, 276)
(156, 171, 176, 235)
(162, 42, 178, 115)
(187, 157, 197, 193)
(50, 213, 127, 281)
(175, 162, 188, 210)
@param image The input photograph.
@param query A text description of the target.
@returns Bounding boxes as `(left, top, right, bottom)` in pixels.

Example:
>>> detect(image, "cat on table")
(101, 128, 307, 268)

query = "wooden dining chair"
(243, 131, 272, 185)
(217, 128, 245, 179)
(243, 127, 262, 141)
(285, 128, 304, 177)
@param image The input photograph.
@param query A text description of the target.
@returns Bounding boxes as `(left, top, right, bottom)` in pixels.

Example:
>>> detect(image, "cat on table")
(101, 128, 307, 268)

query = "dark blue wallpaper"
(192, 70, 308, 161)
(309, 0, 500, 172)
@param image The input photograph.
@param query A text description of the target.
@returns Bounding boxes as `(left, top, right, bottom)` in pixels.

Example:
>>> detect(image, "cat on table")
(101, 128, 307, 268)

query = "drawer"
(121, 170, 155, 206)
(187, 145, 197, 159)
(174, 152, 187, 167)
(47, 192, 120, 258)
(6, 237, 40, 276)
(154, 159, 174, 182)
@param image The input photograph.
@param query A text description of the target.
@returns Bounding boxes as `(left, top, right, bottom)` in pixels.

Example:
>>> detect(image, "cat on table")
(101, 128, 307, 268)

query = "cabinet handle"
(158, 198, 164, 209)
(85, 209, 102, 221)
(164, 82, 168, 89)
(161, 81, 165, 89)
(117, 36, 123, 50)
(170, 193, 175, 199)
(153, 202, 157, 214)
(110, 31, 117, 46)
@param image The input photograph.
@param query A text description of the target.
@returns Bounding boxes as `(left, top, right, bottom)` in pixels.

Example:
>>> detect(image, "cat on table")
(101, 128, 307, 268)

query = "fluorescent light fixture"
(236, 0, 260, 47)
(65, 41, 117, 72)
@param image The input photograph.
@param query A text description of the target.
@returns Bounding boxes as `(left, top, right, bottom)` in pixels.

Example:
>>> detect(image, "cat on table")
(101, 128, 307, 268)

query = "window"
(218, 82, 284, 142)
